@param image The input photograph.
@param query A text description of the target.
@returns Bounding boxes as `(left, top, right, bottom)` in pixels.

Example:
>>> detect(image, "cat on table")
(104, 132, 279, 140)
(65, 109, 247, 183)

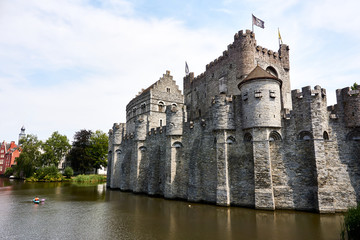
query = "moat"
(0, 178, 343, 240)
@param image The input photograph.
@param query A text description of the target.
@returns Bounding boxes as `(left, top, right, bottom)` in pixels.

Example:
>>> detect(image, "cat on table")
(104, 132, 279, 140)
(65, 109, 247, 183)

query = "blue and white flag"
(252, 14, 265, 29)
(185, 61, 189, 75)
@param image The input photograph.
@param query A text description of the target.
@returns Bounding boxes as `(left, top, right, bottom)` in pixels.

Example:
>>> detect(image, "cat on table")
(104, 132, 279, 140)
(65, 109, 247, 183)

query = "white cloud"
(0, 0, 359, 142)
(0, 0, 229, 141)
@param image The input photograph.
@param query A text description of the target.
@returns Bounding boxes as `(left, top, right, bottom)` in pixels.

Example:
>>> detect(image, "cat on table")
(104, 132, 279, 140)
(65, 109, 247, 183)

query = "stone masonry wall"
(108, 28, 360, 213)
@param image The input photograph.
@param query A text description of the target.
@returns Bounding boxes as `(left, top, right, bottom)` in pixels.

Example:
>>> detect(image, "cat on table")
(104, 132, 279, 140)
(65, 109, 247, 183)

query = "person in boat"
(34, 196, 39, 201)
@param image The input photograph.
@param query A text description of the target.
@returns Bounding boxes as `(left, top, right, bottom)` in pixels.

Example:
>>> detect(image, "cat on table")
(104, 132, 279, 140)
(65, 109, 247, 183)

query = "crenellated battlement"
(336, 85, 360, 127)
(291, 85, 327, 100)
(256, 46, 279, 59)
(205, 29, 255, 72)
(233, 29, 255, 42)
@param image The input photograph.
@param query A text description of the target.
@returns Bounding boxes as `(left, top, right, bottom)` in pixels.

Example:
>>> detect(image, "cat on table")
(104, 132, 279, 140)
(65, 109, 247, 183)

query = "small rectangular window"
(219, 77, 227, 94)
(242, 92, 248, 101)
(254, 90, 262, 98)
(166, 88, 170, 93)
(269, 90, 276, 98)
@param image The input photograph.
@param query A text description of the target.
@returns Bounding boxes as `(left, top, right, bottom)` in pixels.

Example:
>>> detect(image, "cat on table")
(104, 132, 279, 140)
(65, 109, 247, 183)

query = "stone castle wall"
(107, 29, 359, 213)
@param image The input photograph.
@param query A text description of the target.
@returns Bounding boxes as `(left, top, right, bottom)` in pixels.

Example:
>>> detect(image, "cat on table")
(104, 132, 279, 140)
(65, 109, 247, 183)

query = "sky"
(0, 0, 359, 142)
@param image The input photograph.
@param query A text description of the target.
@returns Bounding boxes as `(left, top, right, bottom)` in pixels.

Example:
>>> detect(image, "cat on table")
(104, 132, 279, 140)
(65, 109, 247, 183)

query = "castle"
(107, 29, 360, 213)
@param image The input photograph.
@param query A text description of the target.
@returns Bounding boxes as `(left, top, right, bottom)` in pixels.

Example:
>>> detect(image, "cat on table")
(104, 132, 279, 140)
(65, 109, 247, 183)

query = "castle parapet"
(336, 86, 360, 127)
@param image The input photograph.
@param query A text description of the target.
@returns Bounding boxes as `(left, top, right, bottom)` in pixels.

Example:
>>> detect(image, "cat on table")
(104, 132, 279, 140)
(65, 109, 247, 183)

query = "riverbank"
(25, 174, 106, 183)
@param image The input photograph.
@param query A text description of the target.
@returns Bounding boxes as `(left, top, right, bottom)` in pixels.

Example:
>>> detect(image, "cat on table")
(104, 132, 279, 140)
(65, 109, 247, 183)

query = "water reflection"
(0, 178, 343, 240)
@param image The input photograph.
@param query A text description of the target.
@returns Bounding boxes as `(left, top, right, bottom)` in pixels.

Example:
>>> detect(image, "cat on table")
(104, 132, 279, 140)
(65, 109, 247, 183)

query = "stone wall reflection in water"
(0, 178, 343, 240)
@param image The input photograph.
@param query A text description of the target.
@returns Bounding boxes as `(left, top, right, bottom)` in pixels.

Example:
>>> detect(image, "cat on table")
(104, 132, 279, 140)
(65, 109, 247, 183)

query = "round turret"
(339, 86, 360, 128)
(238, 66, 282, 129)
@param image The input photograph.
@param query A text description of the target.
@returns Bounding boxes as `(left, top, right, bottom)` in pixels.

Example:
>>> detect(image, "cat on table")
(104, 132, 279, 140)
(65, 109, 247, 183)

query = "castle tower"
(234, 30, 257, 78)
(211, 94, 236, 206)
(18, 126, 26, 145)
(291, 85, 336, 212)
(132, 115, 148, 193)
(238, 65, 282, 129)
(238, 66, 282, 210)
(336, 86, 360, 128)
(107, 123, 125, 189)
(164, 104, 185, 199)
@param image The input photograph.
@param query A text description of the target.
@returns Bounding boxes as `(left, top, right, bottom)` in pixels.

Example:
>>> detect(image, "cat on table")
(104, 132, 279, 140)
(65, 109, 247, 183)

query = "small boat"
(33, 199, 40, 204)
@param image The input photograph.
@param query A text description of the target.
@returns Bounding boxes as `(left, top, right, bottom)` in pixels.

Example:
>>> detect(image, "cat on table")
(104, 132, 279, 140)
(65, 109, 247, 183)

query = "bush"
(73, 174, 106, 183)
(63, 167, 74, 178)
(29, 166, 64, 182)
(4, 167, 14, 177)
(341, 203, 360, 240)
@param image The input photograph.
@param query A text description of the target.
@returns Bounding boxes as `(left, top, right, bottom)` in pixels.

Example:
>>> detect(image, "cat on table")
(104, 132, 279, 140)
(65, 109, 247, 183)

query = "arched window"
(172, 142, 183, 148)
(226, 136, 236, 144)
(141, 103, 146, 113)
(269, 131, 282, 141)
(158, 101, 165, 112)
(139, 146, 147, 152)
(298, 131, 313, 140)
(159, 119, 163, 127)
(266, 66, 278, 78)
(347, 130, 360, 141)
(323, 131, 329, 140)
(244, 133, 252, 142)
(171, 103, 177, 111)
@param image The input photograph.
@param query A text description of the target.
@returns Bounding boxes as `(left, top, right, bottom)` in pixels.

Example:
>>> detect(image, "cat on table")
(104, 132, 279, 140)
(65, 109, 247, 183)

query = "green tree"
(41, 131, 71, 167)
(67, 129, 93, 174)
(63, 166, 74, 178)
(4, 167, 14, 177)
(14, 134, 42, 178)
(351, 82, 359, 90)
(87, 130, 108, 174)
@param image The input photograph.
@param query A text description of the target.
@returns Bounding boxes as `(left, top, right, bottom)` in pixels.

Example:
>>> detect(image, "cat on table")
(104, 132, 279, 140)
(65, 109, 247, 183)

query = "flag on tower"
(185, 61, 189, 75)
(252, 14, 264, 29)
(278, 28, 283, 45)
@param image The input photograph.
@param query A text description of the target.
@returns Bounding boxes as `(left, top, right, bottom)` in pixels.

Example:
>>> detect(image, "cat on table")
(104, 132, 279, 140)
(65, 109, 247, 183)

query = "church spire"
(18, 126, 26, 145)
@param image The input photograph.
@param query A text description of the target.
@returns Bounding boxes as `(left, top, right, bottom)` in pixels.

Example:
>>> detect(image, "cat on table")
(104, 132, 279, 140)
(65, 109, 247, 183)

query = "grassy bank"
(72, 174, 106, 183)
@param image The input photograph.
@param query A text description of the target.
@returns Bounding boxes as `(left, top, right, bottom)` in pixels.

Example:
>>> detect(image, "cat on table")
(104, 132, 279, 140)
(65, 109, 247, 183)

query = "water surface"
(0, 178, 343, 240)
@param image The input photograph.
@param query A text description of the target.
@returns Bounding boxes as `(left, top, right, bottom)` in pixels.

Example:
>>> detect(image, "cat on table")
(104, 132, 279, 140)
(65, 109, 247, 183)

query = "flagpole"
(252, 14, 254, 32)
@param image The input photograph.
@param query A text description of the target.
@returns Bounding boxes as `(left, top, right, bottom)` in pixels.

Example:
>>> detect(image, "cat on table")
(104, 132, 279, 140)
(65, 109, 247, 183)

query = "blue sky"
(0, 0, 359, 142)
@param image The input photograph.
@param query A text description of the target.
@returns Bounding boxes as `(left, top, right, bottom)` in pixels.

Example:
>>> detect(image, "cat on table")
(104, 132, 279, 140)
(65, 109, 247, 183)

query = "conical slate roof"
(238, 65, 281, 88)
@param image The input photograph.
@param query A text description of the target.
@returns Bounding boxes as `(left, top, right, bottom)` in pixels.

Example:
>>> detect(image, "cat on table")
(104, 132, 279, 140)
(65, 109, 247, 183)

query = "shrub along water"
(341, 203, 360, 240)
(73, 174, 106, 183)
(63, 167, 74, 178)
(26, 166, 64, 182)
